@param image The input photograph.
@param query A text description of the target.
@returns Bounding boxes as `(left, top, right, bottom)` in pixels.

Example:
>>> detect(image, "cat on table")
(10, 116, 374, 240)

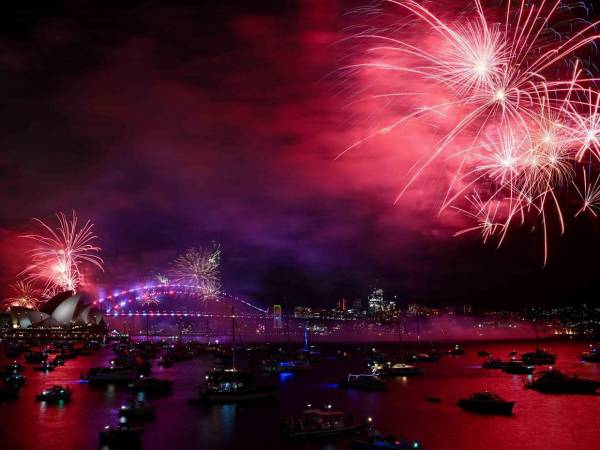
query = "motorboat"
(3, 372, 26, 387)
(502, 361, 534, 375)
(261, 359, 311, 373)
(157, 356, 173, 368)
(119, 399, 156, 418)
(25, 352, 48, 364)
(482, 358, 505, 369)
(33, 361, 55, 372)
(3, 361, 23, 373)
(36, 385, 72, 402)
(283, 404, 369, 438)
(407, 353, 441, 363)
(458, 392, 514, 415)
(581, 346, 600, 363)
(477, 350, 492, 357)
(99, 424, 142, 447)
(191, 369, 277, 404)
(128, 376, 173, 393)
(373, 362, 423, 377)
(525, 369, 600, 394)
(82, 366, 137, 383)
(521, 349, 556, 365)
(449, 345, 465, 355)
(352, 430, 422, 449)
(340, 374, 387, 391)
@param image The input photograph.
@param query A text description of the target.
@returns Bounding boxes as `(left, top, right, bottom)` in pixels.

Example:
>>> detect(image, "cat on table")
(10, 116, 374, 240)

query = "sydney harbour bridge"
(93, 283, 324, 342)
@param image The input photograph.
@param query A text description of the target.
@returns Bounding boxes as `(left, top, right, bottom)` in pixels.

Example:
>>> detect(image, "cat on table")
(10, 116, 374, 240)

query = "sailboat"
(521, 320, 556, 365)
(190, 307, 278, 404)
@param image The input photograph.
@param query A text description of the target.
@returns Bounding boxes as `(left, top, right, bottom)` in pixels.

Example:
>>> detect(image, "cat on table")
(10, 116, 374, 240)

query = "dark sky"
(1, 0, 600, 310)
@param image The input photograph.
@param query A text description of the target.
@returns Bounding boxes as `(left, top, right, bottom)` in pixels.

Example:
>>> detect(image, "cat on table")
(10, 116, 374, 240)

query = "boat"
(477, 350, 492, 357)
(373, 362, 423, 377)
(36, 385, 72, 402)
(425, 396, 441, 403)
(521, 349, 556, 365)
(3, 372, 26, 387)
(3, 361, 23, 373)
(82, 366, 137, 383)
(157, 356, 173, 367)
(261, 359, 311, 373)
(340, 374, 387, 391)
(119, 400, 156, 418)
(508, 350, 517, 357)
(191, 306, 278, 404)
(33, 361, 55, 372)
(99, 424, 142, 447)
(51, 356, 65, 366)
(407, 353, 441, 363)
(581, 346, 600, 363)
(192, 368, 278, 404)
(283, 405, 369, 439)
(482, 358, 505, 369)
(449, 345, 465, 355)
(525, 370, 600, 394)
(0, 385, 19, 401)
(458, 392, 515, 415)
(352, 431, 422, 450)
(502, 361, 534, 375)
(25, 351, 48, 364)
(128, 376, 173, 393)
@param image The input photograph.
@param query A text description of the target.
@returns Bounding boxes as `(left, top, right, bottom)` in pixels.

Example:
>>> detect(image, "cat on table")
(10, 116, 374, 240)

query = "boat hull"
(285, 423, 367, 439)
(191, 388, 278, 404)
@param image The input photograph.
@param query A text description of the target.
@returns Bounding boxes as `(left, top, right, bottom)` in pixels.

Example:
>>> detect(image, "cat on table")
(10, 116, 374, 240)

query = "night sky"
(2, 0, 600, 309)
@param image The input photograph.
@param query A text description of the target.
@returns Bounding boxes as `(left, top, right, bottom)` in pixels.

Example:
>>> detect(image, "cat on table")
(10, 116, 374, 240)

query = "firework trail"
(170, 244, 222, 299)
(3, 280, 42, 310)
(20, 211, 103, 297)
(342, 0, 600, 262)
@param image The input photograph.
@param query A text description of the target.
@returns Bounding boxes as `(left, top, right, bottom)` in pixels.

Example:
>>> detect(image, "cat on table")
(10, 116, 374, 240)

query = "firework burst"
(342, 0, 600, 262)
(20, 211, 103, 297)
(170, 244, 222, 299)
(3, 280, 42, 310)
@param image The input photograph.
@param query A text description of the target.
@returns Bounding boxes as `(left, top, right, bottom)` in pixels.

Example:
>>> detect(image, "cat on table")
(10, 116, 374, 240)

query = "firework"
(343, 0, 600, 262)
(170, 244, 222, 299)
(20, 211, 103, 297)
(3, 280, 41, 310)
(574, 169, 600, 217)
(155, 273, 170, 286)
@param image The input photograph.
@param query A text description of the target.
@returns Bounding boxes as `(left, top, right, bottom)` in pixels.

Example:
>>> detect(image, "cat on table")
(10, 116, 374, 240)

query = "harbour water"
(1, 340, 598, 450)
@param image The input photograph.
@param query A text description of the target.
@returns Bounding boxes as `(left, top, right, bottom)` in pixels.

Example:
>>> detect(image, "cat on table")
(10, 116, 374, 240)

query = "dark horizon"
(2, 0, 600, 310)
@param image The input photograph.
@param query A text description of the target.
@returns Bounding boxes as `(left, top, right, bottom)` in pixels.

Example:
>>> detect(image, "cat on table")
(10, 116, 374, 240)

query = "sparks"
(20, 211, 103, 297)
(342, 0, 600, 262)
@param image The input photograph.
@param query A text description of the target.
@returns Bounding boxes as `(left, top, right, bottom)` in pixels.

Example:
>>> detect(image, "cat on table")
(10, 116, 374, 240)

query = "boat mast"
(231, 306, 236, 371)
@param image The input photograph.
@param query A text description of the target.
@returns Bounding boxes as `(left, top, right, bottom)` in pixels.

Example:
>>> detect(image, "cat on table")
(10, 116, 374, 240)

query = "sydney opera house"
(0, 291, 106, 339)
